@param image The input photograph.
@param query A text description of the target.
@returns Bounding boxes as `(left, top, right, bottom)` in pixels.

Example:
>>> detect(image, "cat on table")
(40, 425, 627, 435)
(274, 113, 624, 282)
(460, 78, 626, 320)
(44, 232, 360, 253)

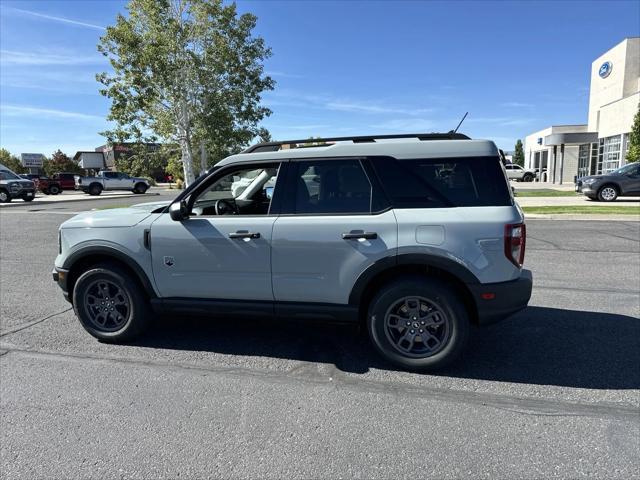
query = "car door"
(117, 172, 134, 190)
(150, 162, 282, 300)
(620, 163, 640, 194)
(271, 158, 397, 305)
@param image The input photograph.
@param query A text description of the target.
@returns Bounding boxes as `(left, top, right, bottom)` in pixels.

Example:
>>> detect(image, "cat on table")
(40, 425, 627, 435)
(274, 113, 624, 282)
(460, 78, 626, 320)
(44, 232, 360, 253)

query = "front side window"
(190, 164, 279, 216)
(0, 170, 20, 180)
(291, 159, 372, 214)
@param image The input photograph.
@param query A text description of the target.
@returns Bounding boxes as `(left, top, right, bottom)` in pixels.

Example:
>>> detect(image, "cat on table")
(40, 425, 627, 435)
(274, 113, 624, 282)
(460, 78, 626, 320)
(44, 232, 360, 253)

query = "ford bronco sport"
(53, 132, 532, 371)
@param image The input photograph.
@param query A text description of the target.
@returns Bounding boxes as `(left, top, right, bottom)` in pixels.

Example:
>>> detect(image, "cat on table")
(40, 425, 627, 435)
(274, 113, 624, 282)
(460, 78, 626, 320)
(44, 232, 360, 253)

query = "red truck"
(38, 172, 77, 195)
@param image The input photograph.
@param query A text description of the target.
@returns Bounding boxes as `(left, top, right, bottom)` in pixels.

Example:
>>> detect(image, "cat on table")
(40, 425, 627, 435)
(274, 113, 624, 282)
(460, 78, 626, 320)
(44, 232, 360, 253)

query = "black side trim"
(348, 253, 480, 306)
(151, 298, 358, 323)
(63, 246, 157, 299)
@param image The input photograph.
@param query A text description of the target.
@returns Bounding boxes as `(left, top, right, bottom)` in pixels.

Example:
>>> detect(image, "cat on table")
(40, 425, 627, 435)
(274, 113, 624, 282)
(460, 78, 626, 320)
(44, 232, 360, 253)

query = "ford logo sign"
(599, 61, 612, 79)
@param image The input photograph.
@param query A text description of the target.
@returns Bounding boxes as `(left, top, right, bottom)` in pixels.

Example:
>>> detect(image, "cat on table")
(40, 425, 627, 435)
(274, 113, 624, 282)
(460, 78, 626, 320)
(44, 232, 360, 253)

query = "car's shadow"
(132, 306, 640, 390)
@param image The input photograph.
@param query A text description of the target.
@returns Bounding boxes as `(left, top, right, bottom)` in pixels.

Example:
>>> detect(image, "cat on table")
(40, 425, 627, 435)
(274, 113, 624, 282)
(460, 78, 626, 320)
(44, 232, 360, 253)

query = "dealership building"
(525, 37, 639, 183)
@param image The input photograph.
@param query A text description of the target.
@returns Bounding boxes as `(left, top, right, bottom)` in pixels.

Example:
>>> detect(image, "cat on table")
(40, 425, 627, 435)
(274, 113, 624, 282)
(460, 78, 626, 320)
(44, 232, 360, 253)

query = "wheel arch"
(63, 246, 157, 301)
(350, 254, 480, 325)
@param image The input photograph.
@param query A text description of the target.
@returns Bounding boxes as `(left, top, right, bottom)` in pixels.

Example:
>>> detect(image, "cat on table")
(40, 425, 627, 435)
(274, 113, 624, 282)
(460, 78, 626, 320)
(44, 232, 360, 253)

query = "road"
(1, 195, 639, 478)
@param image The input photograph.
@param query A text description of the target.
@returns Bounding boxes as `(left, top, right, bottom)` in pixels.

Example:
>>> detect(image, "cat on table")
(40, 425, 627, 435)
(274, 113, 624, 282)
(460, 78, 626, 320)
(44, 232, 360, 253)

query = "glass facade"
(597, 135, 623, 174)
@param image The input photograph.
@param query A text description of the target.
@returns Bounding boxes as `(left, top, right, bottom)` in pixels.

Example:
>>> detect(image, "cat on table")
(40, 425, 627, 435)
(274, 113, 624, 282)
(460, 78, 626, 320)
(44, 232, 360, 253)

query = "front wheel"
(597, 185, 618, 202)
(0, 190, 11, 203)
(72, 263, 151, 342)
(133, 183, 148, 194)
(22, 195, 34, 202)
(523, 173, 534, 182)
(367, 277, 470, 371)
(48, 184, 61, 195)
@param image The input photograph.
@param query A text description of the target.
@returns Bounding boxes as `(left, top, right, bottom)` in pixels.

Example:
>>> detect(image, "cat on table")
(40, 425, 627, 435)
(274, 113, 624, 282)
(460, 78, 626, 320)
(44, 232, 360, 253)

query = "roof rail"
(242, 131, 470, 153)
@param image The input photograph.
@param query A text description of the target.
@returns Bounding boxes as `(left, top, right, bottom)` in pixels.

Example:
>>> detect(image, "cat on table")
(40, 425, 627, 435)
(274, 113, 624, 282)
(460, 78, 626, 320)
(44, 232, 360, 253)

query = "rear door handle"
(229, 231, 261, 239)
(342, 231, 378, 240)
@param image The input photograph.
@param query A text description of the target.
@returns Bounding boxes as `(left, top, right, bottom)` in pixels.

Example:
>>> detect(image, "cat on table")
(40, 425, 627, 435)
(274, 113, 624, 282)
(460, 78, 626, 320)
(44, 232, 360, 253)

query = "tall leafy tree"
(626, 103, 640, 163)
(43, 150, 83, 176)
(97, 0, 275, 185)
(513, 139, 525, 167)
(0, 148, 25, 173)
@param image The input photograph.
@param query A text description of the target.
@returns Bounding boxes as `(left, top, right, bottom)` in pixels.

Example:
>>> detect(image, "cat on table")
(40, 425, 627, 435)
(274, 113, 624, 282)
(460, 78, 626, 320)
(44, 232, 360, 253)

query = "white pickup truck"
(75, 171, 150, 196)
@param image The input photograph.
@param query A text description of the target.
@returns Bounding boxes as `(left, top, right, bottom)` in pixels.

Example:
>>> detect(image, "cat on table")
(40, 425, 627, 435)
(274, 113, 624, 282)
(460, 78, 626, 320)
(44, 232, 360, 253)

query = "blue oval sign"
(599, 61, 612, 78)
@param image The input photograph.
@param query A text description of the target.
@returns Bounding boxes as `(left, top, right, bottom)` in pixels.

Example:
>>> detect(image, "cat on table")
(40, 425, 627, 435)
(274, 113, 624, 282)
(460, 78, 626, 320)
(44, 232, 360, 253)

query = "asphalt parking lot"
(1, 195, 639, 479)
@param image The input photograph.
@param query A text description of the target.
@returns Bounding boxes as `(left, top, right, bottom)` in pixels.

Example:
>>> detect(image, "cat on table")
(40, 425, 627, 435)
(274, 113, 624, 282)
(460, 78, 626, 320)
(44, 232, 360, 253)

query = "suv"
(505, 164, 535, 182)
(53, 133, 532, 371)
(575, 162, 640, 201)
(0, 163, 36, 202)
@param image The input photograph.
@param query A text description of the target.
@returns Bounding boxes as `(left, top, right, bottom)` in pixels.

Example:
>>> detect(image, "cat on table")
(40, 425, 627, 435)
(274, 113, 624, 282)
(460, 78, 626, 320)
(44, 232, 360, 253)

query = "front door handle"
(342, 231, 378, 240)
(229, 231, 261, 239)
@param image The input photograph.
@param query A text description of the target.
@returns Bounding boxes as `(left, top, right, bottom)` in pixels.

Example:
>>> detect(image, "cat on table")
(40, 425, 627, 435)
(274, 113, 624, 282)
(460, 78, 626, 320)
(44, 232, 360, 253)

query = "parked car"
(75, 171, 150, 195)
(575, 162, 640, 201)
(0, 163, 36, 202)
(37, 172, 78, 195)
(505, 164, 536, 182)
(53, 132, 532, 371)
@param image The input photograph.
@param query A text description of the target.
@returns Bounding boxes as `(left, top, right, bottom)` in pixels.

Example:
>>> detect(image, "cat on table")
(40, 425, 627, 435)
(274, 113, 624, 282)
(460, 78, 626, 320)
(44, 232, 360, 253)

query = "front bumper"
(469, 269, 533, 325)
(52, 267, 71, 302)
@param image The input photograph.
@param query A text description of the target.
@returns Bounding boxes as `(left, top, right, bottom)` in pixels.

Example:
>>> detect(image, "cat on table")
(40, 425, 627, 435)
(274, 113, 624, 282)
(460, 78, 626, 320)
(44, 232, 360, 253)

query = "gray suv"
(576, 162, 640, 201)
(0, 163, 36, 203)
(53, 132, 532, 371)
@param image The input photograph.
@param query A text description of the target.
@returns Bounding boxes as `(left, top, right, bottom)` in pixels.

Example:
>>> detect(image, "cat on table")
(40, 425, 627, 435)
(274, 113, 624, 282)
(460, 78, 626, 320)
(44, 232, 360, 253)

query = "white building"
(525, 37, 639, 183)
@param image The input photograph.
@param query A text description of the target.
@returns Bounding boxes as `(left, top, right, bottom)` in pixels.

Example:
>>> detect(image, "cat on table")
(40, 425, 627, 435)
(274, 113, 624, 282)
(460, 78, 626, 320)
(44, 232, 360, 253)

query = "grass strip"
(522, 206, 640, 215)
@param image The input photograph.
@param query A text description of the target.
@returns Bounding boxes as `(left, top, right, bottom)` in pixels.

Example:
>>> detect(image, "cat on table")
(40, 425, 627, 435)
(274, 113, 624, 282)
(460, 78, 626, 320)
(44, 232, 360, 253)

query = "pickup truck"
(76, 171, 150, 196)
(38, 172, 77, 195)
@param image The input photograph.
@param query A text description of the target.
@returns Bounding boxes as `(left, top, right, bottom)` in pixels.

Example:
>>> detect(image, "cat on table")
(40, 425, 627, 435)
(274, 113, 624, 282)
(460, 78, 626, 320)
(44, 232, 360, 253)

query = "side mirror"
(169, 200, 189, 221)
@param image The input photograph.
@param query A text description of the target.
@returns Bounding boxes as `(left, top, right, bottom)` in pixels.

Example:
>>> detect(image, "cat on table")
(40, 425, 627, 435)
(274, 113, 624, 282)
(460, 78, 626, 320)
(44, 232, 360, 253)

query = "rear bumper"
(469, 269, 532, 325)
(52, 267, 71, 302)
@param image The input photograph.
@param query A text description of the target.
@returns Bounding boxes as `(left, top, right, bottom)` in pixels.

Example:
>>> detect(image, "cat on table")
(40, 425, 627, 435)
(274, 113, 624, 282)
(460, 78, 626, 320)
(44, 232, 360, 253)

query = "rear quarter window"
(370, 156, 512, 207)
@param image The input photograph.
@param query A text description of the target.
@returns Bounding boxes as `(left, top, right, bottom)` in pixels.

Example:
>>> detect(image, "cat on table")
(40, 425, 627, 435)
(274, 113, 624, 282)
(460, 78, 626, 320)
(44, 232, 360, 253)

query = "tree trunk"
(200, 141, 207, 173)
(180, 137, 196, 186)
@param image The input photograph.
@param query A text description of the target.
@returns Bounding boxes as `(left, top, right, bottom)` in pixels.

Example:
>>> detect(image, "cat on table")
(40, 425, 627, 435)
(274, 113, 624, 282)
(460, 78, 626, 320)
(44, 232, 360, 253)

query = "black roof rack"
(242, 131, 470, 153)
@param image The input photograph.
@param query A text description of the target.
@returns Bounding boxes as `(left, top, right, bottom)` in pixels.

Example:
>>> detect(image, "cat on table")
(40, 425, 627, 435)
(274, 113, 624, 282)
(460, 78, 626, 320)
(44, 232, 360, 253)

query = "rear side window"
(291, 159, 373, 214)
(370, 156, 512, 207)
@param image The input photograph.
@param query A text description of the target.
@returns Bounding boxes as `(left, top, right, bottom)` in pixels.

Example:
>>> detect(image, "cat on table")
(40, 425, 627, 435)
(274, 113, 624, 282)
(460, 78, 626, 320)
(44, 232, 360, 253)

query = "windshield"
(612, 163, 638, 175)
(0, 169, 21, 180)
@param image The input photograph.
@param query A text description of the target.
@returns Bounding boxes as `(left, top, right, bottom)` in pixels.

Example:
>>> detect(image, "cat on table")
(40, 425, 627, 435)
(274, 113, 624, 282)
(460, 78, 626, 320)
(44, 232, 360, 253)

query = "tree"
(114, 143, 172, 180)
(626, 103, 640, 163)
(0, 148, 25, 173)
(513, 139, 525, 167)
(42, 150, 84, 177)
(97, 0, 275, 185)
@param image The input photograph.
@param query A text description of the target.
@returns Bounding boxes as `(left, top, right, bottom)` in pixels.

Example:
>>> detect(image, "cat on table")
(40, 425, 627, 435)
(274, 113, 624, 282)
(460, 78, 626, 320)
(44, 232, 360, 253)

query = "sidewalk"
(0, 188, 167, 208)
(515, 195, 640, 207)
(511, 181, 576, 191)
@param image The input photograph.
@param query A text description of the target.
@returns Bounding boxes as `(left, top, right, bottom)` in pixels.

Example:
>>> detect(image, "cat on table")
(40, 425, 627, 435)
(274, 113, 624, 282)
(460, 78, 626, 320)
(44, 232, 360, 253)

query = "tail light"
(505, 223, 526, 267)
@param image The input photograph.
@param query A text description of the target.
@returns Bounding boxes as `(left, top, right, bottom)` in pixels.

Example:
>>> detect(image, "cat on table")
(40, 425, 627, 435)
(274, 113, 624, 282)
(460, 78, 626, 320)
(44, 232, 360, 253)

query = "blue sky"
(1, 0, 639, 156)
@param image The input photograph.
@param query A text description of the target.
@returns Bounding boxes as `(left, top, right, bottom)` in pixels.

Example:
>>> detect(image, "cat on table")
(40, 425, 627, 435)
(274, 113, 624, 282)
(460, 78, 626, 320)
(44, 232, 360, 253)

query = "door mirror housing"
(169, 200, 189, 221)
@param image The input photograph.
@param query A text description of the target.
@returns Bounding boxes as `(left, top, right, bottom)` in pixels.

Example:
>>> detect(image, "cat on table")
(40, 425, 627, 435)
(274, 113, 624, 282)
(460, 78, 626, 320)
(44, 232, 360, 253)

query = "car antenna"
(452, 112, 468, 134)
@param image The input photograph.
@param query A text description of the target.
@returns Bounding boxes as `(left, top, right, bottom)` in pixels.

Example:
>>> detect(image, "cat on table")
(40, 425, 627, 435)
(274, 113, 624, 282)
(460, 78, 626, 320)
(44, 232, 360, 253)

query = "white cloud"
(326, 101, 433, 116)
(370, 118, 435, 131)
(1, 105, 105, 121)
(265, 71, 304, 79)
(501, 102, 534, 108)
(467, 116, 534, 127)
(7, 7, 106, 31)
(0, 49, 105, 66)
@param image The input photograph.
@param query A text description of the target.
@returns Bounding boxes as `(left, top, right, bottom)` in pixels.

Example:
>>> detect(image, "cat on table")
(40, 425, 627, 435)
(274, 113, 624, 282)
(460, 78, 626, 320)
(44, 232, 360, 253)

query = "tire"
(72, 262, 151, 342)
(133, 183, 148, 194)
(22, 195, 34, 202)
(523, 173, 534, 182)
(89, 184, 103, 196)
(0, 189, 11, 203)
(597, 184, 618, 202)
(48, 184, 61, 195)
(367, 276, 470, 371)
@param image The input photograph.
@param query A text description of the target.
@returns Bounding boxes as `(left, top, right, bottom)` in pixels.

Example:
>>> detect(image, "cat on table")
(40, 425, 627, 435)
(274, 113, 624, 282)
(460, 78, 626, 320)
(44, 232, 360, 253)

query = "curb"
(0, 192, 161, 208)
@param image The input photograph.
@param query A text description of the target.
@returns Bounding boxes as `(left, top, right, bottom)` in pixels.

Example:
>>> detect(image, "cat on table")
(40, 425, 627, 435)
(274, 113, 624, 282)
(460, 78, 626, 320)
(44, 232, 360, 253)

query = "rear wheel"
(597, 185, 618, 202)
(133, 183, 148, 194)
(89, 184, 102, 196)
(72, 262, 151, 342)
(0, 190, 11, 203)
(367, 276, 469, 371)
